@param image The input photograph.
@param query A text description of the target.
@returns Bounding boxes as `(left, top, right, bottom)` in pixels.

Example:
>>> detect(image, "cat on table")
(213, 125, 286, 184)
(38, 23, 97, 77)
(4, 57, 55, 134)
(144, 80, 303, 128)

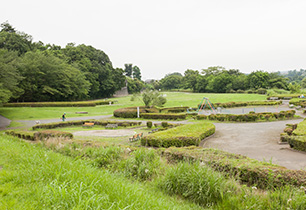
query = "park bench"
(129, 133, 143, 142)
(82, 122, 94, 128)
(105, 123, 118, 129)
(148, 128, 159, 134)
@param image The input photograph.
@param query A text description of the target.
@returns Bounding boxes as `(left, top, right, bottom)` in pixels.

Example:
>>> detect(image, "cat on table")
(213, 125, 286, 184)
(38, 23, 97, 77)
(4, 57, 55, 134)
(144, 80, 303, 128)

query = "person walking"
(61, 113, 66, 121)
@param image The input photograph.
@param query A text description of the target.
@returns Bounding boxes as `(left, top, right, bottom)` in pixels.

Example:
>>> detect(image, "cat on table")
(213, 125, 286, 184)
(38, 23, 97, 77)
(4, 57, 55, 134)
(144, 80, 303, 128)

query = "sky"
(1, 0, 306, 80)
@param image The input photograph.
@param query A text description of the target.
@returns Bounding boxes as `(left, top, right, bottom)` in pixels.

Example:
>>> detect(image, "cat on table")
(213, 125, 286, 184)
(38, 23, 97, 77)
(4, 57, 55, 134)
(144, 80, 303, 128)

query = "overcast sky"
(1, 0, 306, 79)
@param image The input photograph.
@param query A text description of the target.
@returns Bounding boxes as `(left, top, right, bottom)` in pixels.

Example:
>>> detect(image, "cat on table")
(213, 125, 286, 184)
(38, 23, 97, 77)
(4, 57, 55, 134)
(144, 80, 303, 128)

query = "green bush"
(146, 121, 153, 128)
(3, 99, 114, 107)
(5, 130, 35, 141)
(288, 136, 306, 152)
(160, 107, 188, 113)
(141, 122, 215, 148)
(161, 121, 168, 128)
(197, 110, 295, 122)
(32, 120, 142, 130)
(34, 130, 73, 140)
(113, 106, 159, 118)
(140, 113, 186, 120)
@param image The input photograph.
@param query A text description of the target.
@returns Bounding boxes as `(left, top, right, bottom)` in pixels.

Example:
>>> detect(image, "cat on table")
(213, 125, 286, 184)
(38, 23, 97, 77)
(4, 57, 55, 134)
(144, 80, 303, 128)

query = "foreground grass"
(0, 93, 267, 120)
(0, 135, 202, 210)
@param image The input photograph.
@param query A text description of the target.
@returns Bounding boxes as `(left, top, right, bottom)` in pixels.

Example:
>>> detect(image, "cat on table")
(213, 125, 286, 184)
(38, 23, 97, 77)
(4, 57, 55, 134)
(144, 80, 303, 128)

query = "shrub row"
(289, 98, 306, 107)
(5, 130, 73, 140)
(197, 110, 296, 122)
(5, 130, 35, 141)
(141, 122, 215, 148)
(140, 113, 186, 120)
(3, 99, 113, 107)
(32, 120, 142, 130)
(161, 147, 306, 189)
(160, 106, 189, 113)
(211, 100, 282, 109)
(267, 94, 300, 100)
(113, 106, 159, 118)
(281, 119, 306, 151)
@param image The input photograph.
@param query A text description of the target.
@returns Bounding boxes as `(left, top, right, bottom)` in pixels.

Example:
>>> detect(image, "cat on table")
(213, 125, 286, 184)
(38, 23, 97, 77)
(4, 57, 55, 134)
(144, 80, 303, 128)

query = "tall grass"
(0, 135, 202, 209)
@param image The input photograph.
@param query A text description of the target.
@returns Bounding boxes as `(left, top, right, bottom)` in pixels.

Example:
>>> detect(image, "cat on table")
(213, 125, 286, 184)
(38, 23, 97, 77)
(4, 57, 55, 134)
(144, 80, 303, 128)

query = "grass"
(0, 92, 267, 120)
(0, 134, 202, 210)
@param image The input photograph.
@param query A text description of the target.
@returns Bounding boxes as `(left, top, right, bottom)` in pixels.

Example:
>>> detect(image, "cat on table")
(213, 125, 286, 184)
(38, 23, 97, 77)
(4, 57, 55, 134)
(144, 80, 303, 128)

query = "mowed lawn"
(0, 92, 267, 120)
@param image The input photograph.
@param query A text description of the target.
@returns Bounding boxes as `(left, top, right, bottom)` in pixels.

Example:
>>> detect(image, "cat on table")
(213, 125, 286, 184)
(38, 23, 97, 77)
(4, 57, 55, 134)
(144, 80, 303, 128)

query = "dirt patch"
(73, 129, 135, 137)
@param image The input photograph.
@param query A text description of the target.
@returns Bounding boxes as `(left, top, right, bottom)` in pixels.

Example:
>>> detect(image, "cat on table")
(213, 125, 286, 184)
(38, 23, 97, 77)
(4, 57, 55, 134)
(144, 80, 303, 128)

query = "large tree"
(132, 65, 142, 80)
(0, 49, 23, 103)
(16, 51, 90, 102)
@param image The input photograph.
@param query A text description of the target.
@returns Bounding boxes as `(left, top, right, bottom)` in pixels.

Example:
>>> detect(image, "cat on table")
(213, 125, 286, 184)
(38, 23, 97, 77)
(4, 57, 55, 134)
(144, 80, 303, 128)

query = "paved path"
(0, 115, 11, 130)
(202, 118, 306, 170)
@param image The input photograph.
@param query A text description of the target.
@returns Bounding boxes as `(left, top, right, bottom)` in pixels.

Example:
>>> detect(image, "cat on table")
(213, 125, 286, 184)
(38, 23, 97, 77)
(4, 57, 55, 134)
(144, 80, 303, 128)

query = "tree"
(124, 64, 133, 77)
(0, 49, 23, 103)
(0, 22, 33, 55)
(247, 71, 270, 89)
(141, 89, 166, 107)
(132, 65, 141, 80)
(126, 77, 144, 94)
(16, 51, 90, 102)
(159, 73, 183, 90)
(183, 69, 200, 92)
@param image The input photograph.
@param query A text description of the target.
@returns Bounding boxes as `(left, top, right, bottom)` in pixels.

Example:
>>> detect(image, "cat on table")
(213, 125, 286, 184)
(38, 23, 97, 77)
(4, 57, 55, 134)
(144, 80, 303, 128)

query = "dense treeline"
(150, 66, 296, 93)
(0, 22, 126, 103)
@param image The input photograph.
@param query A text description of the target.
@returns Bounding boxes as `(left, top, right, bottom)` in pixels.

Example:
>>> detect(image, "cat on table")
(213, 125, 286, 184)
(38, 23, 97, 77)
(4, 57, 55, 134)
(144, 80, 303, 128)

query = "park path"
(0, 115, 11, 130)
(201, 118, 306, 170)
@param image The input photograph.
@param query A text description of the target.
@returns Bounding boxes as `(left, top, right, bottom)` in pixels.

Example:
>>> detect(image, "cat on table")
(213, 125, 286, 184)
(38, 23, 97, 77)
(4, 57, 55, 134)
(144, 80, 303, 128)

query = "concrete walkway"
(0, 115, 11, 130)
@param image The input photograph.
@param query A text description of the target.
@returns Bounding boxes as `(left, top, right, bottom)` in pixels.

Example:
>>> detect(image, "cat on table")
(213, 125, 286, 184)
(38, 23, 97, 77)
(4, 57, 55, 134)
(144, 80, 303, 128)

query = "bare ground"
(201, 118, 306, 170)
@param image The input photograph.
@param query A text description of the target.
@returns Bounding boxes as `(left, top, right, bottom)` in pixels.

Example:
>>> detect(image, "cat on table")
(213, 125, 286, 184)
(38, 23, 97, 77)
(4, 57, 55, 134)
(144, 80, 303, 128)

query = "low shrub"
(34, 130, 73, 140)
(146, 121, 153, 128)
(32, 120, 142, 130)
(197, 110, 295, 122)
(140, 113, 186, 120)
(5, 130, 35, 141)
(141, 122, 215, 148)
(288, 136, 306, 152)
(113, 106, 159, 118)
(3, 99, 114, 107)
(161, 121, 169, 128)
(267, 94, 300, 100)
(160, 107, 189, 113)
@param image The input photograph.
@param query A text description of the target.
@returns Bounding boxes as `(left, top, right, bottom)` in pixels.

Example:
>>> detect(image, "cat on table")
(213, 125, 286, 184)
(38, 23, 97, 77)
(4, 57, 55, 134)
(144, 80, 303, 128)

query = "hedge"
(3, 99, 114, 107)
(141, 122, 215, 148)
(289, 98, 306, 107)
(32, 120, 142, 130)
(160, 106, 189, 113)
(113, 106, 159, 118)
(140, 113, 186, 120)
(5, 130, 35, 141)
(34, 130, 73, 140)
(267, 94, 300, 100)
(288, 136, 306, 152)
(161, 147, 306, 189)
(5, 130, 73, 141)
(197, 110, 296, 122)
(211, 100, 282, 108)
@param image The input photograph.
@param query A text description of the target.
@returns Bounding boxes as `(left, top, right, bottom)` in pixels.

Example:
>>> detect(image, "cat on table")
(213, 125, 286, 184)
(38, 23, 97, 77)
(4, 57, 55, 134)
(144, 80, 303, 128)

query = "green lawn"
(0, 92, 267, 120)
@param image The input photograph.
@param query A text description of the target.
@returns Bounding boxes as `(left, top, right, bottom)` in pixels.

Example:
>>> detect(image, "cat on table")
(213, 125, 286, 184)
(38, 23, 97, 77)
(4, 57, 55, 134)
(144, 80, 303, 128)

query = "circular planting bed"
(73, 129, 135, 137)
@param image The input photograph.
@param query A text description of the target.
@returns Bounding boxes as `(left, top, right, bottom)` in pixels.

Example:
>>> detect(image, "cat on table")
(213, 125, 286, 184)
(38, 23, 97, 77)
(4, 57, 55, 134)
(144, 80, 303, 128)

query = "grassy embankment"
(0, 93, 267, 121)
(0, 135, 202, 210)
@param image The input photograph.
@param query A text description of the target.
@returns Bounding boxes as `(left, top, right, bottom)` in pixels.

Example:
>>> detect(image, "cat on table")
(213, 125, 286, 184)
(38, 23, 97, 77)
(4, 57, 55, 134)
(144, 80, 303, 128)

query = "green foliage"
(124, 149, 161, 181)
(126, 77, 144, 94)
(289, 82, 301, 93)
(124, 63, 132, 77)
(33, 130, 73, 140)
(141, 89, 167, 107)
(141, 113, 186, 120)
(146, 121, 153, 128)
(141, 122, 215, 148)
(158, 161, 237, 207)
(132, 65, 142, 80)
(159, 73, 183, 90)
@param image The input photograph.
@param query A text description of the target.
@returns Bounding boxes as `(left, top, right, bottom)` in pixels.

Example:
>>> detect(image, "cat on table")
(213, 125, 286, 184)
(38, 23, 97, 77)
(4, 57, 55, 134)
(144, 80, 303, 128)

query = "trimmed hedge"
(140, 113, 186, 120)
(289, 98, 306, 108)
(34, 130, 73, 140)
(160, 107, 189, 113)
(113, 106, 159, 118)
(161, 147, 306, 189)
(5, 130, 73, 141)
(197, 110, 296, 122)
(267, 94, 300, 100)
(3, 99, 114, 107)
(288, 136, 306, 152)
(211, 100, 282, 108)
(5, 130, 35, 141)
(32, 120, 142, 130)
(141, 122, 215, 148)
